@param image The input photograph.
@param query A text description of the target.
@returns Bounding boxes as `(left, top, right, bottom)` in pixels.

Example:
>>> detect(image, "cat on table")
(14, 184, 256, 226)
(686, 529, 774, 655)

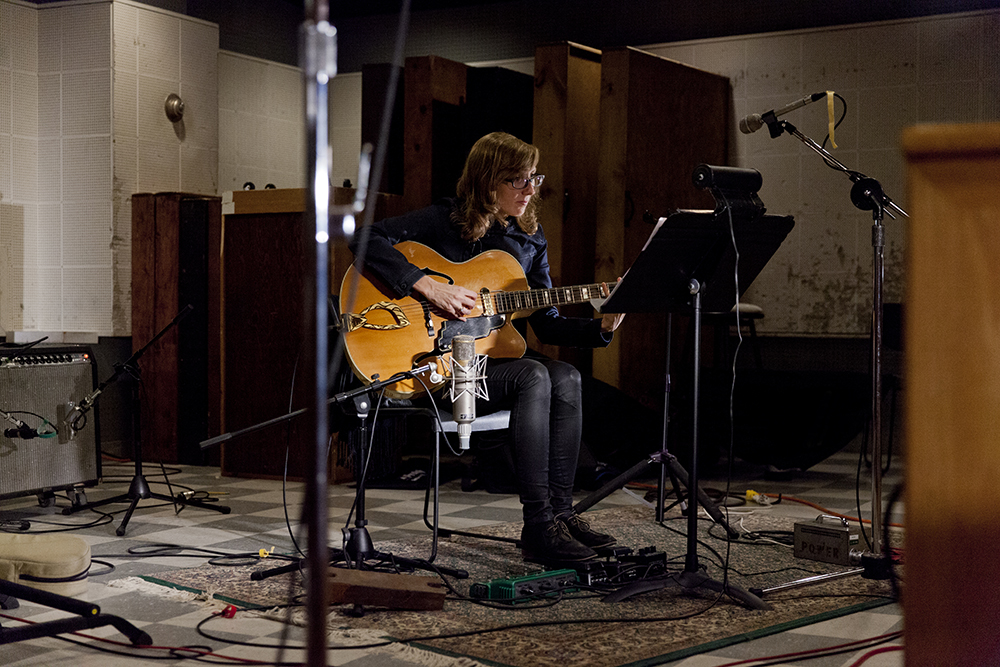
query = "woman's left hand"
(600, 280, 625, 333)
(600, 312, 625, 333)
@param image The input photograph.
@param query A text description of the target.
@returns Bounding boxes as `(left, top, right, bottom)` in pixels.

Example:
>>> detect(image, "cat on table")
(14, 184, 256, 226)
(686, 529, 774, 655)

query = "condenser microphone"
(739, 92, 826, 134)
(450, 335, 482, 450)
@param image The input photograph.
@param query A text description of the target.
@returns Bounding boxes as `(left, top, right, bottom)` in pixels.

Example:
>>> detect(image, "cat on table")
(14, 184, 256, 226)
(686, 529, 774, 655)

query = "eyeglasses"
(505, 174, 545, 190)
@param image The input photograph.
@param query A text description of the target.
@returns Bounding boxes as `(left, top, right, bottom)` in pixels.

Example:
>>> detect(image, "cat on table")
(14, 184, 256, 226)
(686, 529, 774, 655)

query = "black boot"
(559, 513, 617, 549)
(520, 519, 597, 562)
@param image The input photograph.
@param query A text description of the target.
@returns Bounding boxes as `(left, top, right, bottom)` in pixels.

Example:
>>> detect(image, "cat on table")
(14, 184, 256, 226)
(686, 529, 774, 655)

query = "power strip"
(469, 569, 578, 603)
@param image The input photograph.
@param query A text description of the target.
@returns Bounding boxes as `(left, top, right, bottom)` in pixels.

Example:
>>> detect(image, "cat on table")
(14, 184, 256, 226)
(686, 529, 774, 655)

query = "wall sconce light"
(165, 94, 185, 122)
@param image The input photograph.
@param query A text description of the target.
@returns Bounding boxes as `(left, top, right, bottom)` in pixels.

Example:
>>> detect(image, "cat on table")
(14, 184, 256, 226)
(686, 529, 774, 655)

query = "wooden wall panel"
(218, 209, 311, 479)
(402, 55, 467, 212)
(593, 47, 729, 410)
(902, 122, 1000, 667)
(531, 42, 603, 371)
(398, 55, 534, 213)
(131, 193, 221, 465)
(218, 188, 402, 479)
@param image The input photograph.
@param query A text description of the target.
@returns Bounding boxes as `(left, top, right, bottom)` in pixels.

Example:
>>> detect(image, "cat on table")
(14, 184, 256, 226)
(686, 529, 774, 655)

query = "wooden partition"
(593, 47, 729, 410)
(132, 192, 222, 465)
(530, 42, 603, 372)
(402, 55, 468, 212)
(902, 122, 1000, 666)
(398, 55, 534, 212)
(217, 188, 402, 480)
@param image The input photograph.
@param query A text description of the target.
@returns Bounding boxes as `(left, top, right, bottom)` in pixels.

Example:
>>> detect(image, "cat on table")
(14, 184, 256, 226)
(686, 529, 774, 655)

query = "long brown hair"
(453, 132, 540, 241)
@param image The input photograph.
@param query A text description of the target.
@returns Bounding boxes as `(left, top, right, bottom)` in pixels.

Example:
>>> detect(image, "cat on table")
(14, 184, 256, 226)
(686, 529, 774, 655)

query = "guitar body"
(340, 241, 530, 398)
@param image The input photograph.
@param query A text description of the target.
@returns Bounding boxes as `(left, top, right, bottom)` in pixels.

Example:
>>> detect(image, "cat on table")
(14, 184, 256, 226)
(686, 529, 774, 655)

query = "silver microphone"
(449, 335, 486, 450)
(739, 92, 826, 134)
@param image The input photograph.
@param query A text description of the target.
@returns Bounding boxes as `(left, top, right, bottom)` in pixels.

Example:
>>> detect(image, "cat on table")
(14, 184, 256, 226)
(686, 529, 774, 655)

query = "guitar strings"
(344, 282, 610, 321)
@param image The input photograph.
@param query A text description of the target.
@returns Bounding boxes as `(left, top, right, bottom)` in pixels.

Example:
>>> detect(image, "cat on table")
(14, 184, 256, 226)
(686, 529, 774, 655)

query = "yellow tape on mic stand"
(827, 91, 838, 149)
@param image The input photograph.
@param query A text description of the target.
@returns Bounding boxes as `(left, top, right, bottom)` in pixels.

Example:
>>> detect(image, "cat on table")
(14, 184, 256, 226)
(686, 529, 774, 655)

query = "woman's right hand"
(413, 276, 478, 320)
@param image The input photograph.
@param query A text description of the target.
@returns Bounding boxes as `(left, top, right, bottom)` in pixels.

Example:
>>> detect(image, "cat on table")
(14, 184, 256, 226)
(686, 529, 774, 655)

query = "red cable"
(847, 645, 904, 666)
(759, 492, 905, 529)
(710, 631, 902, 666)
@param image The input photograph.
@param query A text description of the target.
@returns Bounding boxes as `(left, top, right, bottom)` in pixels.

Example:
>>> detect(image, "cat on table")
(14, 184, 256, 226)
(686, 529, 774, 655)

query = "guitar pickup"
(480, 288, 496, 316)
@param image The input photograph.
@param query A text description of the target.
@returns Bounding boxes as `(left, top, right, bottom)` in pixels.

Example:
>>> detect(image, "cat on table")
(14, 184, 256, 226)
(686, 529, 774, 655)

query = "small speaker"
(0, 346, 101, 500)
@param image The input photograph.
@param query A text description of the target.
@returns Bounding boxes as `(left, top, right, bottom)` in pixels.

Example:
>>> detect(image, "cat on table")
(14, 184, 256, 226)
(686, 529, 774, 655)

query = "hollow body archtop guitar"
(339, 241, 608, 398)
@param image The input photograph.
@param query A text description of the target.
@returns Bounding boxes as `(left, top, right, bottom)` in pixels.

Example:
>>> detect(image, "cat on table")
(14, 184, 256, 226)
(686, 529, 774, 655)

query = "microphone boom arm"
(198, 363, 437, 450)
(64, 304, 195, 431)
(771, 120, 908, 220)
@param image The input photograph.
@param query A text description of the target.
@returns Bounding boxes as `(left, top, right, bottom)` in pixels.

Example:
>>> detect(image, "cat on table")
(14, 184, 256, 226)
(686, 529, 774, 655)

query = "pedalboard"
(794, 515, 862, 566)
(472, 546, 671, 602)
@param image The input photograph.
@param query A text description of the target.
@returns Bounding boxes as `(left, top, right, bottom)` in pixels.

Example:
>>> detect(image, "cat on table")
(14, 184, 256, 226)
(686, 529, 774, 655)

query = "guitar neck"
(490, 283, 605, 315)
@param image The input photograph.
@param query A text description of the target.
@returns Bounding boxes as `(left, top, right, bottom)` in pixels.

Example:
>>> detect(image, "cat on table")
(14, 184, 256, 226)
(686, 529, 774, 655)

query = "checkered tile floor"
(1, 443, 903, 666)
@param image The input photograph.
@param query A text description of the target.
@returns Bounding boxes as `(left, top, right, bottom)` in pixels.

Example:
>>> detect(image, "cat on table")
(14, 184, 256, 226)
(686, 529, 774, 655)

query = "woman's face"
(496, 169, 539, 219)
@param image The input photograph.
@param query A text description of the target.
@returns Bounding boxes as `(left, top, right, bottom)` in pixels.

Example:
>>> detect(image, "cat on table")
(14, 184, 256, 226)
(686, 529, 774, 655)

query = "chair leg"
(422, 426, 442, 563)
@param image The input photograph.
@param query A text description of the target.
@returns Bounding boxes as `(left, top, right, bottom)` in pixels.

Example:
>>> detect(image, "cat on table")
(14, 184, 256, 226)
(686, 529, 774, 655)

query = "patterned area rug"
(142, 506, 895, 667)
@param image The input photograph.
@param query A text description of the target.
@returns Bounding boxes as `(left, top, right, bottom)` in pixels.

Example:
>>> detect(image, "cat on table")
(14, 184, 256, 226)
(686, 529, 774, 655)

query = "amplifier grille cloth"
(0, 354, 100, 499)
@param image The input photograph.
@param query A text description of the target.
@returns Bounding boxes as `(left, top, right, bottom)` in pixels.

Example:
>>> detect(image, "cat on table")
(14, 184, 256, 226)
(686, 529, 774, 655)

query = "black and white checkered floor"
(1, 445, 903, 666)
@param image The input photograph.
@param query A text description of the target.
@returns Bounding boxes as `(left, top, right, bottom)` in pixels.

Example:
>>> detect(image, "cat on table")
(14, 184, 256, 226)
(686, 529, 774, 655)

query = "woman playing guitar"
(349, 131, 624, 562)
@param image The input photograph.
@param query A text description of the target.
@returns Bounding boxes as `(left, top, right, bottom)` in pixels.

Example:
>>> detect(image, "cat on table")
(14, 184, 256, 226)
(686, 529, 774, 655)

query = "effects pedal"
(470, 569, 578, 603)
(562, 546, 669, 587)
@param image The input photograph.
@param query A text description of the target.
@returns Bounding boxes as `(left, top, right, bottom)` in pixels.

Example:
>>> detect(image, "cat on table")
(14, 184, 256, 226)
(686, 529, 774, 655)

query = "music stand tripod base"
(602, 568, 770, 609)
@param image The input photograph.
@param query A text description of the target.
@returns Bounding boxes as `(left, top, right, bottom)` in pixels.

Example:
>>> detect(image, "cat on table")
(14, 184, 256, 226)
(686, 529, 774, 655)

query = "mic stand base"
(62, 474, 230, 537)
(748, 552, 891, 601)
(251, 396, 469, 593)
(61, 306, 230, 536)
(861, 551, 892, 580)
(250, 538, 469, 583)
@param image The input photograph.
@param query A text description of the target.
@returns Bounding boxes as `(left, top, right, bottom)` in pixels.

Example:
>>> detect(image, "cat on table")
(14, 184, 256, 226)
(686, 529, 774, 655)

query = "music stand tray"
(597, 204, 793, 610)
(601, 209, 794, 315)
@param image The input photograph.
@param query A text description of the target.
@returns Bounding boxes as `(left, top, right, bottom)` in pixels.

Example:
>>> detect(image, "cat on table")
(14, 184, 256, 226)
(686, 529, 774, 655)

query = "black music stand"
(586, 165, 793, 609)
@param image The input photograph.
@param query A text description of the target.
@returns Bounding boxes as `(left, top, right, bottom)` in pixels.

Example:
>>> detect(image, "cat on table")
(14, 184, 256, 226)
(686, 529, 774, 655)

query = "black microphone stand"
(748, 117, 906, 594)
(222, 365, 468, 585)
(62, 305, 230, 535)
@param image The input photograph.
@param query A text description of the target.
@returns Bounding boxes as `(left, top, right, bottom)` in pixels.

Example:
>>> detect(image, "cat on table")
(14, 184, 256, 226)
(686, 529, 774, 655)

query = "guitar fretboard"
(491, 283, 605, 314)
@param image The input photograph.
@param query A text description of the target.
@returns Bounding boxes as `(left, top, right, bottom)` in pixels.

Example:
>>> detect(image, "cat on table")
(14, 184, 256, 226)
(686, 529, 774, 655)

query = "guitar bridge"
(421, 302, 434, 337)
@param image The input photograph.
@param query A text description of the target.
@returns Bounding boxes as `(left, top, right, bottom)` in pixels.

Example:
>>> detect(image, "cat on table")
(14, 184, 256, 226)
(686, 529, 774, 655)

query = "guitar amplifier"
(0, 346, 101, 500)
